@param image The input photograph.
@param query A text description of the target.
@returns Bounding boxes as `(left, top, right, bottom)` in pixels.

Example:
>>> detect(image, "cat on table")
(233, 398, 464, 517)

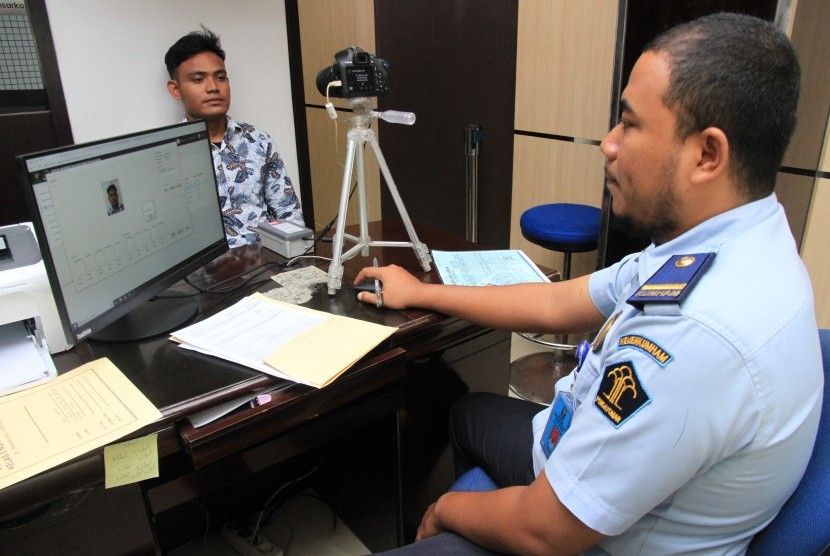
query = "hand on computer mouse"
(354, 263, 424, 310)
(354, 279, 379, 293)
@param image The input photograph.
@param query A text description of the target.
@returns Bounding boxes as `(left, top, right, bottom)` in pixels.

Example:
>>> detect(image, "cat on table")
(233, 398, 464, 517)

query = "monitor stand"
(89, 295, 198, 343)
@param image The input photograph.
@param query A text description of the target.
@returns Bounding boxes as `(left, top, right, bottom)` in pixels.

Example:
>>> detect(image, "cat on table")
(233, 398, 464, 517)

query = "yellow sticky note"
(104, 433, 159, 488)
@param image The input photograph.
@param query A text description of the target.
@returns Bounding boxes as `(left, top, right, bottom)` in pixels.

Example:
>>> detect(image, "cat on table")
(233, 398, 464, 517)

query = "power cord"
(325, 80, 342, 164)
(245, 458, 325, 554)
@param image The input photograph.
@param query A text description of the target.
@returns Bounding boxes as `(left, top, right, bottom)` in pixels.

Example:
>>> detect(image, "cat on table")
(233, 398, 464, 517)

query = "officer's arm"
(426, 470, 604, 555)
(354, 267, 605, 335)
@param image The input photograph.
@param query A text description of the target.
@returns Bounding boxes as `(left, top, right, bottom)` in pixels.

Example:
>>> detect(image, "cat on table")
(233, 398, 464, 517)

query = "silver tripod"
(326, 97, 432, 295)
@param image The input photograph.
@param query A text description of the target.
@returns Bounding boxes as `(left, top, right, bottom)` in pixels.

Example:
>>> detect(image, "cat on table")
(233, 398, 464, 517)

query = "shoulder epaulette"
(627, 252, 716, 309)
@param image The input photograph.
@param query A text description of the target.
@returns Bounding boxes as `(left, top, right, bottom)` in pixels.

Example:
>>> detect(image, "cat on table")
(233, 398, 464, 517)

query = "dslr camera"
(316, 47, 390, 98)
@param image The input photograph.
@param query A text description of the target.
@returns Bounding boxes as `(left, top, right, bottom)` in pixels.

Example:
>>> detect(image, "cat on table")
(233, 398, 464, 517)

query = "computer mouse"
(354, 279, 380, 293)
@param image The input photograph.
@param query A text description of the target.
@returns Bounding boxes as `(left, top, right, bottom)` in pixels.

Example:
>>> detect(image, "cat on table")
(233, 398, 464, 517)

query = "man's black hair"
(646, 13, 800, 198)
(165, 26, 225, 79)
(106, 184, 117, 194)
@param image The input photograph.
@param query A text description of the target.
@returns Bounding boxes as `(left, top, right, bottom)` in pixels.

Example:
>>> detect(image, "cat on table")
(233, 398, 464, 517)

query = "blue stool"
(519, 203, 601, 280)
(511, 203, 601, 404)
(449, 466, 499, 492)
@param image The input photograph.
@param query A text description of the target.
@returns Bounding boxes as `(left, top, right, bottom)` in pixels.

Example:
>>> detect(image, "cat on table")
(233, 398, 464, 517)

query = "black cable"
(182, 261, 288, 294)
(280, 160, 359, 257)
(246, 457, 325, 551)
(188, 499, 212, 548)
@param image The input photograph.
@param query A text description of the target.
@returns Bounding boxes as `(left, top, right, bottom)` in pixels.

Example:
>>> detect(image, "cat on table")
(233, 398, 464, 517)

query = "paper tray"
(0, 321, 58, 396)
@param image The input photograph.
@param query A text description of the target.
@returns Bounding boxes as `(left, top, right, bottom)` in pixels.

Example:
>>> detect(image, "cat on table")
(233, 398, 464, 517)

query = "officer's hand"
(354, 263, 424, 310)
(415, 502, 443, 541)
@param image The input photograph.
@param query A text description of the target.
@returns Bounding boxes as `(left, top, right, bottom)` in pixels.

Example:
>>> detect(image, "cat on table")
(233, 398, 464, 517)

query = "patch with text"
(617, 335, 673, 367)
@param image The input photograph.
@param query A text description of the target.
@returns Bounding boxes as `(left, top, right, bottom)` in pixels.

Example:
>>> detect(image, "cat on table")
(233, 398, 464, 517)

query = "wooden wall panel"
(298, 0, 376, 110)
(510, 136, 606, 279)
(297, 0, 380, 230)
(775, 172, 815, 247)
(374, 0, 519, 247)
(782, 0, 830, 171)
(801, 178, 830, 328)
(821, 104, 830, 174)
(514, 0, 618, 140)
(305, 107, 381, 228)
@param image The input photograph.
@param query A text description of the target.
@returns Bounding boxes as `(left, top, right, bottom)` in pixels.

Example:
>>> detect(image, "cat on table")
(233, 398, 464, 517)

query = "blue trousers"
(375, 392, 543, 554)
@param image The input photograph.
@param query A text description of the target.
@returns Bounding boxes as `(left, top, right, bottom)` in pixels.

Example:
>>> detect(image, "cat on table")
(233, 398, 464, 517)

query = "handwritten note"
(104, 434, 159, 488)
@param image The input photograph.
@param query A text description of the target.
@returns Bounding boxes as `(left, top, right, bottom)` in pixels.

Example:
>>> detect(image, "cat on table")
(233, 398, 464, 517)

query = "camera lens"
(316, 67, 339, 96)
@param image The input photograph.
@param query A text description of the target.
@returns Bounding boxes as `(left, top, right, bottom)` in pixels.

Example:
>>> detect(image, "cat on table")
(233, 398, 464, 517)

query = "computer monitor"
(17, 120, 228, 344)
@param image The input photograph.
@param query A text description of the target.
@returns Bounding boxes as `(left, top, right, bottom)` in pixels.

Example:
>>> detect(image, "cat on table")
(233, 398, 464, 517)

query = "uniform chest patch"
(617, 335, 673, 367)
(594, 360, 651, 427)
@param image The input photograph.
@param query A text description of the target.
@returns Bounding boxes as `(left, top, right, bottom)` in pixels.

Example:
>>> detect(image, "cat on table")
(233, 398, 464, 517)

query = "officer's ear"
(689, 126, 728, 185)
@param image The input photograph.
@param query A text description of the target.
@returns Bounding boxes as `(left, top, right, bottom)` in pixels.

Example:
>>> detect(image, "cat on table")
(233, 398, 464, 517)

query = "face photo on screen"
(104, 180, 125, 216)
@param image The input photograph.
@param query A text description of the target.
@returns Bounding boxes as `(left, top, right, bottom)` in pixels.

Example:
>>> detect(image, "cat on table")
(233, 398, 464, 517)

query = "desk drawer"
(144, 349, 405, 516)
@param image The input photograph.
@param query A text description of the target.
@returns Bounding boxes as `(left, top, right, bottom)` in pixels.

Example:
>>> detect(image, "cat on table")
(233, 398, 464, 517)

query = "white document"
(185, 383, 296, 428)
(172, 296, 325, 384)
(171, 293, 397, 389)
(432, 250, 550, 286)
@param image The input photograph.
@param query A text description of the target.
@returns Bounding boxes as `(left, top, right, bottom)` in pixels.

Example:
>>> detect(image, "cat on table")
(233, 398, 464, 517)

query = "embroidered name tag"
(627, 253, 716, 308)
(594, 361, 651, 427)
(618, 335, 673, 367)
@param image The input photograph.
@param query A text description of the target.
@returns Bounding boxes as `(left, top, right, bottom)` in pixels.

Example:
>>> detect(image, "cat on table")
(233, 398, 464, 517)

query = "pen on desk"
(373, 257, 383, 309)
(250, 394, 272, 408)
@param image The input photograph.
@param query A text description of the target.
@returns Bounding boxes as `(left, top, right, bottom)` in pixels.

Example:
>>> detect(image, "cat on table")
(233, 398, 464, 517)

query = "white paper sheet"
(432, 250, 550, 286)
(172, 296, 326, 385)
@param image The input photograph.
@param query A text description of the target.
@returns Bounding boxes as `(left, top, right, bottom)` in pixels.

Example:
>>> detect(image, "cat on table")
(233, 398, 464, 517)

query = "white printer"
(0, 222, 71, 395)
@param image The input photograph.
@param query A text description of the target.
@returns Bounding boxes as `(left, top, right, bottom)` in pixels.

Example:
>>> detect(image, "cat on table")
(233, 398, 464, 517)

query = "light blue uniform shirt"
(532, 194, 823, 554)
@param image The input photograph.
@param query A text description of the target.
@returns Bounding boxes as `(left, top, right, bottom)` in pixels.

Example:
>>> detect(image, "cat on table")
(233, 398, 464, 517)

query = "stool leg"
(562, 252, 572, 281)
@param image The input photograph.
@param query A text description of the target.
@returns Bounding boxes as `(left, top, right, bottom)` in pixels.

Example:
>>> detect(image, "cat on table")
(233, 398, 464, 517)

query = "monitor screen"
(17, 120, 228, 344)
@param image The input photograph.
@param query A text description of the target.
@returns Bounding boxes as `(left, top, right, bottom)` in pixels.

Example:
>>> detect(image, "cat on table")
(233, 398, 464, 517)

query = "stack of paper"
(171, 293, 397, 388)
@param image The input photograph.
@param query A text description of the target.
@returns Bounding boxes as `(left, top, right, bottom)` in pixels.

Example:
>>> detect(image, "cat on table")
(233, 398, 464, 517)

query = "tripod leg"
(327, 138, 359, 295)
(354, 142, 371, 257)
(366, 133, 432, 271)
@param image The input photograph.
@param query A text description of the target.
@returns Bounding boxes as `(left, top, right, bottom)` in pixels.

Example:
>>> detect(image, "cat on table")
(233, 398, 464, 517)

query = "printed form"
(0, 358, 162, 490)
(171, 293, 397, 389)
(432, 249, 550, 286)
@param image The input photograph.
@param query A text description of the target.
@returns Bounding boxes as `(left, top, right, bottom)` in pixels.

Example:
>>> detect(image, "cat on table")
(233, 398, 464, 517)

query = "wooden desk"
(0, 220, 511, 552)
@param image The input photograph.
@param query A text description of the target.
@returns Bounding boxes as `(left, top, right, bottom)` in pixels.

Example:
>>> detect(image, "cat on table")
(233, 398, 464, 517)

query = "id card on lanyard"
(539, 341, 589, 458)
(540, 390, 575, 457)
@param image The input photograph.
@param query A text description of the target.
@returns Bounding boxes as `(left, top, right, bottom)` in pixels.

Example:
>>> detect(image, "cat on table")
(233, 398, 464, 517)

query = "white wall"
(43, 0, 300, 192)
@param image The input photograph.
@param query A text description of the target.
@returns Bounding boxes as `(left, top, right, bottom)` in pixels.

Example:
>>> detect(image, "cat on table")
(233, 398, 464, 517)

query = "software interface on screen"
(22, 121, 225, 335)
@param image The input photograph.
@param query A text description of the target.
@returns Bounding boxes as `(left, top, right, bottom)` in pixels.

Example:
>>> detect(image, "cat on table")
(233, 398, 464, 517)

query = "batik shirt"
(211, 116, 303, 247)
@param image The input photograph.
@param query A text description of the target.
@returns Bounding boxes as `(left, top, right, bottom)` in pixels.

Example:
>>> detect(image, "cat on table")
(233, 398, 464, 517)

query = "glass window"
(0, 2, 47, 114)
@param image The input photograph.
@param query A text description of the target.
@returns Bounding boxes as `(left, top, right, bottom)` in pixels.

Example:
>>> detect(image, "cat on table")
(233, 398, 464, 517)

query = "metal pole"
(465, 125, 482, 242)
